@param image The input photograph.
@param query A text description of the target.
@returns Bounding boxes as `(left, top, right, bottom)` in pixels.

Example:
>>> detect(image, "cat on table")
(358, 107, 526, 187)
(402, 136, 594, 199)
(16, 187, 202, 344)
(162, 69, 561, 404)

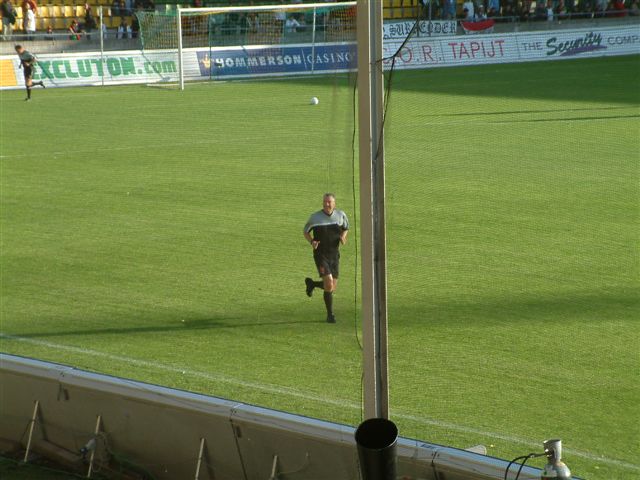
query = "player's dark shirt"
(304, 209, 349, 255)
(18, 50, 36, 68)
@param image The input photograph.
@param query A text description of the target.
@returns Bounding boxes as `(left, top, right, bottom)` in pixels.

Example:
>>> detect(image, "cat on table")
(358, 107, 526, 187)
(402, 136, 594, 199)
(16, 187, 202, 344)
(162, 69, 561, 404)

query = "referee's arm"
(340, 229, 348, 245)
(303, 230, 319, 249)
(340, 212, 349, 245)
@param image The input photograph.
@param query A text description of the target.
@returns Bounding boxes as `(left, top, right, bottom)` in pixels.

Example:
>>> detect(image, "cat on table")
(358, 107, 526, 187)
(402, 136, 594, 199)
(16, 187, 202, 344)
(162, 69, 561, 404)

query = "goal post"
(137, 2, 357, 89)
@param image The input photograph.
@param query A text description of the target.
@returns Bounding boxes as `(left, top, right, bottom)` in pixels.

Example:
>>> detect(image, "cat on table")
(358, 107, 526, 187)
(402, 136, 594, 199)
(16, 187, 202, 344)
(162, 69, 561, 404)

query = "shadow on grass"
(5, 316, 319, 339)
(422, 105, 635, 117)
(387, 289, 639, 327)
(6, 289, 637, 340)
(278, 55, 640, 106)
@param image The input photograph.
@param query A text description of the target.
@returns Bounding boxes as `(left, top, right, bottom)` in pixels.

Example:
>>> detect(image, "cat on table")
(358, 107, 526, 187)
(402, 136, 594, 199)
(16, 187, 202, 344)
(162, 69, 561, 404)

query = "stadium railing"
(1, 4, 637, 56)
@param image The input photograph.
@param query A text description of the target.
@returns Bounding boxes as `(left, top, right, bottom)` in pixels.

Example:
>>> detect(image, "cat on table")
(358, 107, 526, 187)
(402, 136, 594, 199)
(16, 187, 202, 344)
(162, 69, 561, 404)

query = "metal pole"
(357, 0, 389, 420)
(99, 6, 104, 87)
(87, 415, 102, 478)
(23, 400, 40, 463)
(177, 7, 184, 90)
(310, 7, 317, 74)
(194, 437, 206, 479)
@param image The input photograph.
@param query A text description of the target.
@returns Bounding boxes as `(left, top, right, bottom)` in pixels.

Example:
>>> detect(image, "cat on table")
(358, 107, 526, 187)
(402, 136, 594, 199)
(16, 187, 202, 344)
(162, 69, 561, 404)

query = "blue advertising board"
(196, 43, 357, 78)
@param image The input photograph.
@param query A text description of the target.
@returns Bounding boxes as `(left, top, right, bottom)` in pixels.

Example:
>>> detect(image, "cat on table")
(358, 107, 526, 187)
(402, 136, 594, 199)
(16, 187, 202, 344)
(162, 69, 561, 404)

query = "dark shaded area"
(388, 289, 639, 327)
(388, 56, 640, 106)
(487, 113, 639, 123)
(281, 55, 640, 106)
(2, 317, 317, 339)
(3, 289, 636, 340)
(422, 105, 634, 117)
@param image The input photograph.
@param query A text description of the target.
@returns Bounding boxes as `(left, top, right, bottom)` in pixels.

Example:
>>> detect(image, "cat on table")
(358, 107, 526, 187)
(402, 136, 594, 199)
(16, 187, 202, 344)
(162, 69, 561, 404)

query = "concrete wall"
(0, 353, 554, 480)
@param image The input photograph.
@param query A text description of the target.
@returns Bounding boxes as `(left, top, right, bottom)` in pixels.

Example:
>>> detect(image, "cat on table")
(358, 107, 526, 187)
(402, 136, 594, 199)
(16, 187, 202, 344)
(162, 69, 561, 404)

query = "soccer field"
(1, 55, 639, 480)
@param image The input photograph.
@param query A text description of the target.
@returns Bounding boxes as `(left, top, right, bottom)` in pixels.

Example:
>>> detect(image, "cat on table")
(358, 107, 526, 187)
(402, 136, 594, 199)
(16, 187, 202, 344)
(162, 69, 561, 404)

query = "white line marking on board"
(1, 333, 638, 472)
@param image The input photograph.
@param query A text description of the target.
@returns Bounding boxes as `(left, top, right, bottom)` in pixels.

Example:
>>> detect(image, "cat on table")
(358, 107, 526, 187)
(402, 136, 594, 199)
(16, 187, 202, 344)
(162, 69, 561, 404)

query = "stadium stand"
(0, 0, 419, 35)
(1, 0, 637, 35)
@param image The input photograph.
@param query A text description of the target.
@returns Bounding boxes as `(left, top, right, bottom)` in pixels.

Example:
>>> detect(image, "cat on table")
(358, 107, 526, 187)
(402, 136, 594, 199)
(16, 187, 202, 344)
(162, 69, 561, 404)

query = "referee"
(15, 45, 45, 101)
(303, 193, 349, 323)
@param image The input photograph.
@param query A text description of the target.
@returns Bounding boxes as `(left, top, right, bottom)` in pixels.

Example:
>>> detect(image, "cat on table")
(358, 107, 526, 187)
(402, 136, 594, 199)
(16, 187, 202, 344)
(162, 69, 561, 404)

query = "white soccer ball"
(310, 96, 319, 105)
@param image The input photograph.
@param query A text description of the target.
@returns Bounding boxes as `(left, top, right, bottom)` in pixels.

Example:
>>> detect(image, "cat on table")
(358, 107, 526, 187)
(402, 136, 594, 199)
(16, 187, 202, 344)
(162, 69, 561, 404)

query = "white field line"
(1, 333, 638, 472)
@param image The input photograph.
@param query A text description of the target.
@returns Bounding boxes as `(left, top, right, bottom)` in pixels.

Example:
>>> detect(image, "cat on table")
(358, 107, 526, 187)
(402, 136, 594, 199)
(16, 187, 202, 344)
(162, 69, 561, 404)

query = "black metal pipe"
(355, 418, 398, 480)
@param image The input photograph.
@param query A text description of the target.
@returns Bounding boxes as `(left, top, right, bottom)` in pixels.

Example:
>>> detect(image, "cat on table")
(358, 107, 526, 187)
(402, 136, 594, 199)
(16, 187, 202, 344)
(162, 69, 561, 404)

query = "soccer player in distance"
(303, 193, 349, 323)
(15, 45, 45, 101)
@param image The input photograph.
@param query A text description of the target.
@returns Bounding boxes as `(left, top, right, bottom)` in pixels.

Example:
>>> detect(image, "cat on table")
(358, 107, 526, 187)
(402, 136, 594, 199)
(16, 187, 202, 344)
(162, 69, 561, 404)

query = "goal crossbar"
(176, 1, 357, 90)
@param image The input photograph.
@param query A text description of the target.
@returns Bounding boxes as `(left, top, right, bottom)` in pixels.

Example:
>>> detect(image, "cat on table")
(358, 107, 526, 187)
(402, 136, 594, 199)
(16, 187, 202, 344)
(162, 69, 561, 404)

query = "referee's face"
(323, 195, 335, 215)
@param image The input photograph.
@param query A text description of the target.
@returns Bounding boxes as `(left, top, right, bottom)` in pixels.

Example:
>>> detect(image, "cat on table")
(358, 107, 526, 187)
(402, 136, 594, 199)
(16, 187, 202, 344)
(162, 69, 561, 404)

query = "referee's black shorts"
(314, 251, 340, 278)
(23, 66, 33, 82)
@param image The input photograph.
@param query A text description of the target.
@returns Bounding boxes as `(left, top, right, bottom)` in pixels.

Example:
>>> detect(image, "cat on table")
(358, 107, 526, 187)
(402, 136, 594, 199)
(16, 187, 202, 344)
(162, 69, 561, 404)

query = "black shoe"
(305, 277, 315, 297)
(41, 83, 46, 88)
(326, 314, 336, 324)
(25, 98, 31, 101)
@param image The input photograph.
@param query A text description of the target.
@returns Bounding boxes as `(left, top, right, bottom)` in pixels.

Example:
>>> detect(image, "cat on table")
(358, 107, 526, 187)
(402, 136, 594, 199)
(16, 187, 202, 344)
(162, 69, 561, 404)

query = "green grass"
(1, 55, 639, 479)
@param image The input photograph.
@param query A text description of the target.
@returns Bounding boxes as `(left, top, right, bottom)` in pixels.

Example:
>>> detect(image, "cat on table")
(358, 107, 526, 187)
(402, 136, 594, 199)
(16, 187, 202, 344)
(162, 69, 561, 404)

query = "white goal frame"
(176, 1, 357, 90)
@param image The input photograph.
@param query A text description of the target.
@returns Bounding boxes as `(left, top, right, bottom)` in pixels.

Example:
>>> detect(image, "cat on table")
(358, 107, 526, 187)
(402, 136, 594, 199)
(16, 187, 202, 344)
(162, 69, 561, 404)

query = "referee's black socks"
(313, 281, 323, 289)
(323, 291, 333, 315)
(26, 86, 31, 99)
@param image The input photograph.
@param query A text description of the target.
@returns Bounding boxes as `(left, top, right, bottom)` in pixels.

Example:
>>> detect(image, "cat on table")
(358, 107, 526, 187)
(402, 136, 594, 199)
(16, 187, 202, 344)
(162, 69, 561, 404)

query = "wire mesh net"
(137, 4, 357, 83)
(1, 3, 638, 479)
(380, 10, 639, 478)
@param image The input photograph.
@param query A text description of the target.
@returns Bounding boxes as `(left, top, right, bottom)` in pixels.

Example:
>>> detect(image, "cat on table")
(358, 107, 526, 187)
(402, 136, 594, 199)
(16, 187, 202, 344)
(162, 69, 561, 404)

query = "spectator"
(274, 0, 285, 29)
(142, 0, 154, 9)
(25, 3, 35, 39)
(44, 23, 53, 39)
(630, 0, 640, 14)
(462, 0, 475, 17)
(294, 13, 307, 31)
(594, 0, 608, 15)
(111, 0, 120, 16)
(546, 0, 555, 19)
(84, 5, 96, 36)
(21, 0, 35, 13)
(131, 12, 139, 38)
(487, 0, 500, 15)
(502, 0, 517, 18)
(520, 0, 533, 19)
(475, 4, 488, 18)
(284, 15, 300, 33)
(123, 0, 132, 16)
(611, 0, 625, 14)
(535, 0, 547, 19)
(442, 0, 456, 18)
(101, 19, 107, 38)
(555, 0, 568, 18)
(68, 18, 80, 39)
(117, 18, 131, 38)
(1, 0, 17, 40)
(581, 0, 594, 13)
(421, 0, 439, 18)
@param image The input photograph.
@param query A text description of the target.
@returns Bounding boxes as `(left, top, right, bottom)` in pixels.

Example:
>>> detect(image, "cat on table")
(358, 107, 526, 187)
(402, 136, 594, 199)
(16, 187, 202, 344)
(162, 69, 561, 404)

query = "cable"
(0, 453, 90, 479)
(351, 72, 362, 353)
(350, 71, 364, 421)
(503, 452, 547, 480)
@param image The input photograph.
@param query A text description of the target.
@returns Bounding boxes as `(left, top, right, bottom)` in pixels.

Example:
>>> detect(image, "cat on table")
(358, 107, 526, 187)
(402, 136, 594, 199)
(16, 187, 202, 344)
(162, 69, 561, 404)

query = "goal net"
(136, 2, 357, 88)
